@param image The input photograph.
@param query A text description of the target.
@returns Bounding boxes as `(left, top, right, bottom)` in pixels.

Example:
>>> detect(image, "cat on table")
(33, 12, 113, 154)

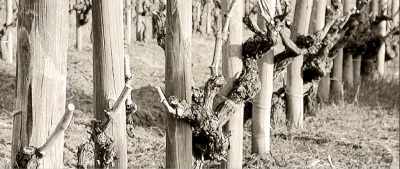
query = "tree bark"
(377, 0, 387, 76)
(11, 1, 69, 168)
(92, 0, 127, 168)
(165, 0, 193, 168)
(286, 0, 312, 130)
(125, 0, 132, 45)
(220, 0, 243, 168)
(251, 0, 275, 154)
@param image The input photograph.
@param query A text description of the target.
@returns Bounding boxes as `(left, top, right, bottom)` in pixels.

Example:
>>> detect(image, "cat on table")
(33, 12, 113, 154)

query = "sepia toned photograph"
(0, 0, 398, 168)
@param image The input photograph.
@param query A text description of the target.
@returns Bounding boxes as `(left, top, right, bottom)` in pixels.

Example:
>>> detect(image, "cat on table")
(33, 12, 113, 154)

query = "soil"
(0, 13, 399, 168)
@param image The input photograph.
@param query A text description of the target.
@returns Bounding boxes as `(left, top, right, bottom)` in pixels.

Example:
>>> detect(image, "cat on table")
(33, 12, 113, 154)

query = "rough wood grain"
(92, 0, 127, 168)
(11, 1, 69, 168)
(165, 0, 193, 168)
(15, 104, 75, 168)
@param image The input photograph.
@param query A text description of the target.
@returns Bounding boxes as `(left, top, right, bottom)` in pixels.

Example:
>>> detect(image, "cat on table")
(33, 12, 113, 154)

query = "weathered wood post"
(220, 0, 243, 168)
(330, 49, 343, 103)
(377, 0, 388, 76)
(353, 0, 363, 86)
(11, 0, 69, 168)
(286, 0, 312, 129)
(165, 0, 193, 168)
(125, 0, 132, 45)
(92, 0, 127, 168)
(330, 0, 345, 103)
(316, 0, 329, 103)
(343, 0, 356, 89)
(251, 0, 275, 154)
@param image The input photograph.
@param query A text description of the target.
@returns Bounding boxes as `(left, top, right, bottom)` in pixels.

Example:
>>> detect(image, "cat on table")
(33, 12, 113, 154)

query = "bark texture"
(165, 0, 193, 168)
(12, 1, 69, 168)
(92, 0, 127, 168)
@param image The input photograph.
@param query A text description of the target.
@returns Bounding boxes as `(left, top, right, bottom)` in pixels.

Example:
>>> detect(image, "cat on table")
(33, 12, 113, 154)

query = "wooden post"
(377, 0, 388, 76)
(305, 0, 314, 31)
(76, 0, 83, 51)
(286, 0, 312, 129)
(330, 48, 343, 103)
(251, 0, 275, 154)
(343, 50, 353, 89)
(125, 0, 132, 45)
(330, 0, 347, 104)
(92, 0, 127, 168)
(353, 54, 362, 86)
(221, 0, 243, 168)
(315, 0, 329, 103)
(353, 0, 364, 86)
(343, 0, 356, 89)
(165, 0, 192, 168)
(11, 1, 69, 168)
(5, 0, 12, 63)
